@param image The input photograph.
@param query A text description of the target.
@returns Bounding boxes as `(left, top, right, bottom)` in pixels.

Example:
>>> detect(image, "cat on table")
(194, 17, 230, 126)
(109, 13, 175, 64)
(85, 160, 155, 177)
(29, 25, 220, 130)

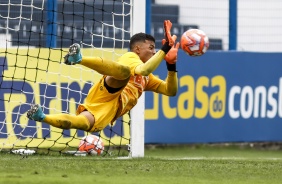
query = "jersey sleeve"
(144, 73, 163, 92)
(118, 52, 143, 76)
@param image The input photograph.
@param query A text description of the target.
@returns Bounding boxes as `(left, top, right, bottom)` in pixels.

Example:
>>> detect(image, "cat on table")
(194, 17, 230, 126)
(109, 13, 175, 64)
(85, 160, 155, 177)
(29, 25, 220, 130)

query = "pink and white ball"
(78, 135, 104, 156)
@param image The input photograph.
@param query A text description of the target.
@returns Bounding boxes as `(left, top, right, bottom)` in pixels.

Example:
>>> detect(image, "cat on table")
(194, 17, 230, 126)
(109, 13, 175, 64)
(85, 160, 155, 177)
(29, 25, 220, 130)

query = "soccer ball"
(78, 135, 104, 156)
(180, 29, 209, 56)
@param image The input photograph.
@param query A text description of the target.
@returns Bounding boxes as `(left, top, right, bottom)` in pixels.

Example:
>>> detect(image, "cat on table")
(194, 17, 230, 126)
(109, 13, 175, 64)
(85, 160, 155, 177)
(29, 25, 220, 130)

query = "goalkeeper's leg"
(27, 104, 94, 131)
(64, 43, 130, 81)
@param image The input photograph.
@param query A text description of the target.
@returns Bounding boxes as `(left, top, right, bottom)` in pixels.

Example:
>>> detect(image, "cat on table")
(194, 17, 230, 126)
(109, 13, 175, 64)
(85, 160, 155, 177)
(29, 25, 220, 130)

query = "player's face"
(138, 40, 156, 63)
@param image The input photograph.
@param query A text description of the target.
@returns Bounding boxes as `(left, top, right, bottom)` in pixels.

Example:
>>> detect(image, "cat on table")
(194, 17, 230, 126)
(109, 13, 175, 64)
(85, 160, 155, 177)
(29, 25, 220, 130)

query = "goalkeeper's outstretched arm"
(135, 20, 175, 76)
(155, 40, 179, 96)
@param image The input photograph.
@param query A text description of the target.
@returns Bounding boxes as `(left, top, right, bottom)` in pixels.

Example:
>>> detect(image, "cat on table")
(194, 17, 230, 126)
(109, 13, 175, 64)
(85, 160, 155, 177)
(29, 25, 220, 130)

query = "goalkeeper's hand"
(163, 20, 174, 46)
(162, 36, 179, 64)
(161, 20, 175, 54)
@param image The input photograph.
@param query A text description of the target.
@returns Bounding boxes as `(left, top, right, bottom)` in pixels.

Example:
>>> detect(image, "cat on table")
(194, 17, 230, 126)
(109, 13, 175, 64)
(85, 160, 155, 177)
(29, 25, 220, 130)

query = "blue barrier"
(145, 50, 282, 143)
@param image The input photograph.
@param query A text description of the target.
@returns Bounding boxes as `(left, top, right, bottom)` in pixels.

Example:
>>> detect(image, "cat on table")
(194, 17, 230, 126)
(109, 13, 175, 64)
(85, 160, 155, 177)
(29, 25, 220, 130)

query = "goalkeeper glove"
(162, 37, 179, 65)
(162, 36, 179, 72)
(163, 20, 174, 46)
(161, 20, 174, 54)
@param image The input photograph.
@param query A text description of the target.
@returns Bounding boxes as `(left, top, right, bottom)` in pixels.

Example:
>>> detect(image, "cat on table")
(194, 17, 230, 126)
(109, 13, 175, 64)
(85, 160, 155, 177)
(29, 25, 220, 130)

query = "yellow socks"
(43, 114, 91, 131)
(81, 57, 130, 80)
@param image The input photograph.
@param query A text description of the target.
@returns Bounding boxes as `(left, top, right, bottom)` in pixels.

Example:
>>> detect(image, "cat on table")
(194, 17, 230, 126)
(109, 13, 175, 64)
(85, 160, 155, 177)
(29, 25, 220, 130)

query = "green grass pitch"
(1, 145, 282, 184)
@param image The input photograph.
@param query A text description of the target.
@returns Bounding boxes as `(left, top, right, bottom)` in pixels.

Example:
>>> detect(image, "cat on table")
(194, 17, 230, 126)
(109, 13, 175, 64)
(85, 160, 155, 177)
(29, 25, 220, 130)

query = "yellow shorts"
(76, 76, 122, 132)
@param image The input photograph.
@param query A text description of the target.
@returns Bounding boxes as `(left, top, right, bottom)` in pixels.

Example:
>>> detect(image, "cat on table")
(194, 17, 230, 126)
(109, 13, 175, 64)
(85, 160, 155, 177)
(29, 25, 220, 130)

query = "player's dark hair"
(129, 33, 155, 51)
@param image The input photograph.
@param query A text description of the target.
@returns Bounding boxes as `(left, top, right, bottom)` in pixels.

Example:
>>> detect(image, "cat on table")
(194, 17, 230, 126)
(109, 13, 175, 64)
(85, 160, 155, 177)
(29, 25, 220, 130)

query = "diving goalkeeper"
(27, 20, 179, 132)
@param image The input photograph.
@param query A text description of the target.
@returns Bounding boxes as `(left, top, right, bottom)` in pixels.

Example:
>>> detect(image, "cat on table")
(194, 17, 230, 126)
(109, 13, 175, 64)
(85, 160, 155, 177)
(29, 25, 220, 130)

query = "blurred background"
(1, 0, 282, 52)
(150, 0, 282, 52)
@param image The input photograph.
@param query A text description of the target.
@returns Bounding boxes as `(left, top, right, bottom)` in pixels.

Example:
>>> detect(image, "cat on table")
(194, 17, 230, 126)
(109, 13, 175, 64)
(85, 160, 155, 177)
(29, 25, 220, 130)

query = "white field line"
(2, 156, 282, 161)
(160, 157, 282, 161)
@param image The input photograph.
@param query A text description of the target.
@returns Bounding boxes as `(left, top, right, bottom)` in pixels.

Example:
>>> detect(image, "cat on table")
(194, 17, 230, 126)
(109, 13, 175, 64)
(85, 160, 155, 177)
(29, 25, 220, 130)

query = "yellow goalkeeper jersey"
(76, 52, 163, 132)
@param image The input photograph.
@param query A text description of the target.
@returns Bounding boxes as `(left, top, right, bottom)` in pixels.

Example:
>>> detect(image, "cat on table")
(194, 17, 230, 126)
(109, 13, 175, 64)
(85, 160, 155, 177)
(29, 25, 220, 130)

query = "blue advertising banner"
(145, 50, 282, 143)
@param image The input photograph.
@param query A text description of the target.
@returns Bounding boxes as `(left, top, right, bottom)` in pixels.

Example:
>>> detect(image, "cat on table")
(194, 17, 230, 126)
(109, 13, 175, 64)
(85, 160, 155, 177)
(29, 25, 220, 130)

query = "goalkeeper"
(27, 20, 179, 132)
